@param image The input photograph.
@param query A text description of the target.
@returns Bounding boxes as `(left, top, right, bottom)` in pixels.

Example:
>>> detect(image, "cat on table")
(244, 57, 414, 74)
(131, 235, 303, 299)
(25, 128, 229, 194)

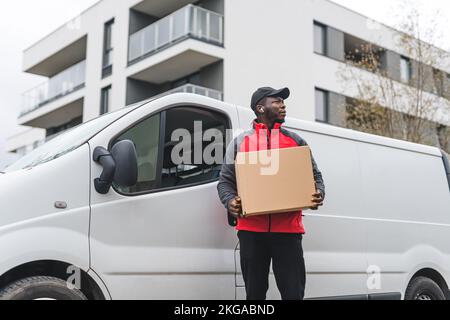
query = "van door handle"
(54, 201, 67, 209)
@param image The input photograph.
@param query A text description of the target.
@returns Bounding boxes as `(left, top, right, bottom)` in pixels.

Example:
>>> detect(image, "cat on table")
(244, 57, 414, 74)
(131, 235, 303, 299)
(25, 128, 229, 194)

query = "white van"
(0, 93, 449, 300)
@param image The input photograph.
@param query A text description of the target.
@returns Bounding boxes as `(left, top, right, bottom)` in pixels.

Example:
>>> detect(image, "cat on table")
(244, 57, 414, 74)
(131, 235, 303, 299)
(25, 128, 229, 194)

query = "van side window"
(111, 106, 230, 195)
(161, 107, 230, 189)
(113, 114, 160, 194)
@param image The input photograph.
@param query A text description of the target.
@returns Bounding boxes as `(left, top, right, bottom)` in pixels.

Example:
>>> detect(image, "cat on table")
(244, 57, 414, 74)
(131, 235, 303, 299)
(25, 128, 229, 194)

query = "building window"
(432, 68, 445, 96)
(315, 89, 329, 123)
(46, 116, 83, 138)
(15, 146, 27, 156)
(171, 72, 201, 89)
(400, 56, 412, 83)
(100, 86, 112, 115)
(102, 19, 114, 78)
(33, 141, 40, 150)
(314, 22, 327, 55)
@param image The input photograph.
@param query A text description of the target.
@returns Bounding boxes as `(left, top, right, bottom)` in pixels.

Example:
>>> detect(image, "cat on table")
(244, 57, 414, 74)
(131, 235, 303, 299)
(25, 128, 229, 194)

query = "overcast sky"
(0, 0, 449, 160)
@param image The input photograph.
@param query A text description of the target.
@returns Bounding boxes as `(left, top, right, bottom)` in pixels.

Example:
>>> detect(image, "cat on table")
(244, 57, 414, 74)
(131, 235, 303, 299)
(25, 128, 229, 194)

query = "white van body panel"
(284, 117, 449, 299)
(87, 269, 113, 300)
(0, 144, 90, 275)
(1, 93, 449, 300)
(88, 94, 240, 299)
(359, 142, 450, 298)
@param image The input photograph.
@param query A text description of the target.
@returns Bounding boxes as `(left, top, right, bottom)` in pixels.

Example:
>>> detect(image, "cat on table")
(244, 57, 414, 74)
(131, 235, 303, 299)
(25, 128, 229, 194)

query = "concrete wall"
(129, 9, 158, 35)
(200, 0, 224, 15)
(224, 0, 316, 121)
(126, 78, 161, 105)
(199, 61, 223, 91)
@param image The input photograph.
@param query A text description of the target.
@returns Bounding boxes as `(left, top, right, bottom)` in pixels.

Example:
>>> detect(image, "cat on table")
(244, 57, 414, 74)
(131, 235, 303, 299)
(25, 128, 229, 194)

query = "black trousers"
(238, 230, 306, 300)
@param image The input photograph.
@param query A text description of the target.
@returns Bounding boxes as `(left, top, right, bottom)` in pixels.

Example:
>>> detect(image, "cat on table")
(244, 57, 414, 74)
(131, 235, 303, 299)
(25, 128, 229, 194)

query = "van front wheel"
(405, 276, 445, 300)
(0, 276, 87, 300)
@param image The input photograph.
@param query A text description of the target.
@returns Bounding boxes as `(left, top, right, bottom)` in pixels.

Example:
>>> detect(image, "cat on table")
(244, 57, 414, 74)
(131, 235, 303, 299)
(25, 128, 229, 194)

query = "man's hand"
(309, 191, 324, 210)
(228, 196, 243, 218)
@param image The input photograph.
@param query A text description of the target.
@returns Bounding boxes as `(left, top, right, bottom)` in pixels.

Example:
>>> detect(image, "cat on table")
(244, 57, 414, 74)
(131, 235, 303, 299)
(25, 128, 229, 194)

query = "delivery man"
(217, 87, 325, 300)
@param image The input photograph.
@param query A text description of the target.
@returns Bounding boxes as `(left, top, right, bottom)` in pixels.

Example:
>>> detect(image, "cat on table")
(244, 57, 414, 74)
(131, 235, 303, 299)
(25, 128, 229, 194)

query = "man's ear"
(257, 105, 265, 115)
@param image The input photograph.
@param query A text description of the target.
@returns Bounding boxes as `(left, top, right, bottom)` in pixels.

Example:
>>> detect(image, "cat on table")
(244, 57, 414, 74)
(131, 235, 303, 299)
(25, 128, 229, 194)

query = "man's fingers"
(229, 208, 240, 215)
(230, 212, 240, 218)
(229, 198, 242, 216)
(230, 207, 240, 213)
(230, 202, 242, 209)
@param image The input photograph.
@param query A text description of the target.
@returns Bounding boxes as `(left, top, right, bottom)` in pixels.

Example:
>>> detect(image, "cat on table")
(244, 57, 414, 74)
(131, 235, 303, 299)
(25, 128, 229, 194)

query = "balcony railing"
(155, 84, 223, 101)
(21, 60, 86, 117)
(128, 4, 224, 64)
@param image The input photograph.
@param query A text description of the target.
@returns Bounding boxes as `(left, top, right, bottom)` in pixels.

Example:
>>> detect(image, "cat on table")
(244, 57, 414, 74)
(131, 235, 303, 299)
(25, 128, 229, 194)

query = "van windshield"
(5, 107, 135, 173)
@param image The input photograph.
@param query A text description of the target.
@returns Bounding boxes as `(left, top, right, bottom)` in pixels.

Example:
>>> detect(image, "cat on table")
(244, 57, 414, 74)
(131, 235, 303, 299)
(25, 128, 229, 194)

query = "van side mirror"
(93, 140, 138, 194)
(111, 140, 138, 187)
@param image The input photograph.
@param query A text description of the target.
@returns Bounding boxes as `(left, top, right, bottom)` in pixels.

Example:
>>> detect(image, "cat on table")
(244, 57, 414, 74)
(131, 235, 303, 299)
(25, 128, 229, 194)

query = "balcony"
(158, 84, 223, 101)
(126, 59, 223, 105)
(128, 4, 223, 64)
(6, 128, 46, 155)
(20, 60, 86, 117)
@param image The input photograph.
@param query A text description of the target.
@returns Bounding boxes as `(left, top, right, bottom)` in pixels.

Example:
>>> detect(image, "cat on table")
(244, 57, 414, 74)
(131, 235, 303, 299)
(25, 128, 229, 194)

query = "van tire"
(0, 276, 87, 300)
(405, 276, 445, 300)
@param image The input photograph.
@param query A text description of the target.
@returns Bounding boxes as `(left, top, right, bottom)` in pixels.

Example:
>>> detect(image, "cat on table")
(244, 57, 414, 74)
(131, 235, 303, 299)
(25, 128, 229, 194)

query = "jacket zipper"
(266, 128, 272, 233)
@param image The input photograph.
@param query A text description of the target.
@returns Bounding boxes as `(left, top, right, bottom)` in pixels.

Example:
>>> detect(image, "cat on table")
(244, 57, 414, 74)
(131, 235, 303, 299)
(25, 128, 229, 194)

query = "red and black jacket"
(217, 120, 325, 234)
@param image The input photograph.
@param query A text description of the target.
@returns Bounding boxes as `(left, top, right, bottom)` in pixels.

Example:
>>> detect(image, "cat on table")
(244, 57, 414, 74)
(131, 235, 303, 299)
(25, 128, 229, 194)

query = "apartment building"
(6, 0, 450, 154)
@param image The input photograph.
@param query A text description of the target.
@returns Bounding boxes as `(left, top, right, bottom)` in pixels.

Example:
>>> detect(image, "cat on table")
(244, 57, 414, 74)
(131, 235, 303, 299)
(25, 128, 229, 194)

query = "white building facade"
(6, 0, 450, 154)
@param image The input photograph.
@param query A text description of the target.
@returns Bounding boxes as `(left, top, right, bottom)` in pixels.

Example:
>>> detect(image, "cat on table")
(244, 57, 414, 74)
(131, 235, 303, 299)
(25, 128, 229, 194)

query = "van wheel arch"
(0, 260, 105, 300)
(406, 268, 449, 300)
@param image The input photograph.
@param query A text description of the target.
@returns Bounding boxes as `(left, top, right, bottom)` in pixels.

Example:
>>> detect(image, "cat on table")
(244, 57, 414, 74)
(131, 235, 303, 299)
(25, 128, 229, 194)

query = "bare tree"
(337, 1, 450, 152)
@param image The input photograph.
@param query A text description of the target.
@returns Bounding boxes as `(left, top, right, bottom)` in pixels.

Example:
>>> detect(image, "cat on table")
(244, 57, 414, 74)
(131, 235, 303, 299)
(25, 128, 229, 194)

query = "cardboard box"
(235, 146, 316, 217)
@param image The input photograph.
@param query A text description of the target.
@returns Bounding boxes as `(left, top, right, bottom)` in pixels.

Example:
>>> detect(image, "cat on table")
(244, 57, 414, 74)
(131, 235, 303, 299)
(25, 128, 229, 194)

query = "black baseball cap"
(251, 87, 290, 111)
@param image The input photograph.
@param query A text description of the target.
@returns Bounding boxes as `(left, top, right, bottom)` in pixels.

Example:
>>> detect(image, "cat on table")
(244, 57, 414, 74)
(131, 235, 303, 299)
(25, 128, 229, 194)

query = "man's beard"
(275, 118, 286, 124)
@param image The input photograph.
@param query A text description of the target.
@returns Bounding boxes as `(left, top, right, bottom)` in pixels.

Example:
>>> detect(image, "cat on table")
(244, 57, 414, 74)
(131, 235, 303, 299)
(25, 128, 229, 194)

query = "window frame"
(102, 19, 115, 78)
(400, 56, 412, 84)
(313, 22, 327, 56)
(315, 88, 329, 124)
(109, 104, 232, 197)
(100, 86, 112, 115)
(432, 68, 445, 96)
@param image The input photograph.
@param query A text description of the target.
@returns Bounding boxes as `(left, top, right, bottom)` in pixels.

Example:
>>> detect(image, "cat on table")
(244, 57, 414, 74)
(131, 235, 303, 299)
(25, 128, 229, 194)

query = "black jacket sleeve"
(217, 138, 238, 210)
(217, 137, 240, 226)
